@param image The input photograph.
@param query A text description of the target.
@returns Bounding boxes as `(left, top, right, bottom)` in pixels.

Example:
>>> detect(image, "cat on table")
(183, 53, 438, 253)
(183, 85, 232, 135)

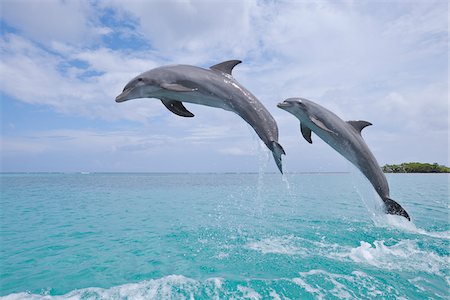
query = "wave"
(346, 240, 448, 275)
(3, 243, 447, 300)
(1, 275, 222, 300)
(4, 235, 447, 299)
(293, 269, 400, 300)
(246, 235, 448, 276)
(1, 272, 396, 300)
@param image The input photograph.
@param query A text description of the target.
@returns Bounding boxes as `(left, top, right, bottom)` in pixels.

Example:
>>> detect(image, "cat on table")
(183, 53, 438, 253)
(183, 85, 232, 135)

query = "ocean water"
(0, 172, 448, 299)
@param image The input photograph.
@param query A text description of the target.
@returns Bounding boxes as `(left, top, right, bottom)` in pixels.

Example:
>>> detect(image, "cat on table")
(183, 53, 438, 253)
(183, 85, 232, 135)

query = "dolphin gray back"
(154, 64, 280, 147)
(305, 100, 390, 195)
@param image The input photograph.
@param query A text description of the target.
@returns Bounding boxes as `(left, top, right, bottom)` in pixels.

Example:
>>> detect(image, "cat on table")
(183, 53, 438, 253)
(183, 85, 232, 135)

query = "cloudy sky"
(1, 0, 448, 172)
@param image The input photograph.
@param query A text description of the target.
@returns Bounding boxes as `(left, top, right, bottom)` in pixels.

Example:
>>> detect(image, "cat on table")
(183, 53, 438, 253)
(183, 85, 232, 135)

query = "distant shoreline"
(1, 171, 449, 175)
(382, 162, 450, 173)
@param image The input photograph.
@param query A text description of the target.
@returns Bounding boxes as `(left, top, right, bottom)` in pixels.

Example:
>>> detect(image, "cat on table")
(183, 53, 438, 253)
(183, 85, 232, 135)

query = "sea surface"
(0, 172, 448, 299)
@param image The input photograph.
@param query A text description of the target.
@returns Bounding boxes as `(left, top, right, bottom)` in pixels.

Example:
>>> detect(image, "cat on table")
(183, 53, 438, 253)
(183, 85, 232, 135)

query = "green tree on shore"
(382, 162, 450, 173)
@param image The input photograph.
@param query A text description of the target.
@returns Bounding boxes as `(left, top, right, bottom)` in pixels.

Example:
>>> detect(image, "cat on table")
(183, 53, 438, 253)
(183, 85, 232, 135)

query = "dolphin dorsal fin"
(210, 60, 242, 75)
(347, 120, 372, 134)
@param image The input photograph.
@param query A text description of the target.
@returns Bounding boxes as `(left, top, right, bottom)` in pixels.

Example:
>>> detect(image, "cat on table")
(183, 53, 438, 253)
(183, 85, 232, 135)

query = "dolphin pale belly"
(278, 98, 410, 221)
(116, 60, 285, 173)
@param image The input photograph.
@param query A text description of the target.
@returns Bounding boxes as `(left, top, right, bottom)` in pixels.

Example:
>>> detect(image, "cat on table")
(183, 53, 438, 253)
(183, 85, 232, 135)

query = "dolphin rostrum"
(278, 98, 410, 220)
(116, 60, 285, 173)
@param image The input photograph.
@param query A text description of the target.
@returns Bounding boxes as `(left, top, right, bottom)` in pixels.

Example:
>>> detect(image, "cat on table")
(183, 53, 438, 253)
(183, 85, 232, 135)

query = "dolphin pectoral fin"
(310, 116, 335, 134)
(300, 123, 313, 144)
(270, 141, 285, 174)
(161, 83, 198, 92)
(347, 120, 372, 134)
(161, 99, 195, 117)
(210, 60, 242, 75)
(383, 197, 411, 221)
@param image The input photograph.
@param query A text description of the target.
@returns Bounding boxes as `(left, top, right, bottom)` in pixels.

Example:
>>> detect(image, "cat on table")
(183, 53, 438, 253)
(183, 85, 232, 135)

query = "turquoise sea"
(0, 172, 448, 299)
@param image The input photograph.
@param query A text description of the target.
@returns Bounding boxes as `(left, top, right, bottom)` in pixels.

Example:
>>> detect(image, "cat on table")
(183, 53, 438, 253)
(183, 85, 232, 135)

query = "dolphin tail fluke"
(270, 141, 285, 174)
(383, 197, 410, 221)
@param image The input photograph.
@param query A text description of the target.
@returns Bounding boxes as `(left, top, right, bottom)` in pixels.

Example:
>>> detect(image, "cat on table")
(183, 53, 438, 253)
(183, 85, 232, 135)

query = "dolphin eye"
(137, 78, 143, 81)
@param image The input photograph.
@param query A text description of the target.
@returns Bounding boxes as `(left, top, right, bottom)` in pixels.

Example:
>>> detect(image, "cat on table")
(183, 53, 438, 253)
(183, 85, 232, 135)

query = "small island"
(382, 162, 450, 173)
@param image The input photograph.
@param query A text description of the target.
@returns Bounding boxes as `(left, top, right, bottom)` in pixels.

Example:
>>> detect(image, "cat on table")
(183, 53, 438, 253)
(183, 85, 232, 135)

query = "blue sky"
(0, 0, 448, 172)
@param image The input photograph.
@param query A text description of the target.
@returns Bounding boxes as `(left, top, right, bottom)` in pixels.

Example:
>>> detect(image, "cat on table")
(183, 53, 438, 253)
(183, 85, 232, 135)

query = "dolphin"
(115, 60, 285, 173)
(277, 98, 410, 221)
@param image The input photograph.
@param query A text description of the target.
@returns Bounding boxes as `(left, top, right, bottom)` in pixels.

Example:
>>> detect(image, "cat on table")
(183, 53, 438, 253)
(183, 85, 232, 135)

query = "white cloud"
(0, 127, 268, 172)
(1, 129, 187, 165)
(187, 125, 239, 141)
(104, 0, 258, 62)
(0, 34, 164, 123)
(384, 1, 447, 46)
(72, 47, 157, 74)
(219, 147, 253, 157)
(2, 1, 446, 127)
(372, 83, 448, 132)
(1, 0, 107, 45)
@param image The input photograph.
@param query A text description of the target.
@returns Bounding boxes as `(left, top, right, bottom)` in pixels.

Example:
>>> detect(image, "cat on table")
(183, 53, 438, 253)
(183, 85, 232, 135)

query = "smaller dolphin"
(115, 60, 285, 173)
(278, 98, 410, 221)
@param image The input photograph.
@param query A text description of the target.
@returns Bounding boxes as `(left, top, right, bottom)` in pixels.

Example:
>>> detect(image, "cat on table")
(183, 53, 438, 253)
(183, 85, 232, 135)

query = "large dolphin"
(115, 60, 285, 173)
(277, 98, 410, 220)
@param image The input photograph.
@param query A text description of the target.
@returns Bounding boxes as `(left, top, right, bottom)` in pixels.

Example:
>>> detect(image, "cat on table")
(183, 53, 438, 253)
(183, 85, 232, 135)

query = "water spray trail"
(347, 162, 385, 224)
(348, 164, 448, 237)
(281, 172, 292, 197)
(256, 140, 269, 203)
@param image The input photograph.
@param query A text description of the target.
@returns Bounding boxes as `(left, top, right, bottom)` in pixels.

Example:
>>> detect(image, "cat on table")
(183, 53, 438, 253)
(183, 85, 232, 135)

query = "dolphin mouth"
(277, 101, 292, 108)
(115, 89, 131, 103)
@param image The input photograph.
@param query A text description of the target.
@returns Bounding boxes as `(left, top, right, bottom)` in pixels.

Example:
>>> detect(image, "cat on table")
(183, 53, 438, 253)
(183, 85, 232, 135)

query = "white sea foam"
(1, 276, 287, 300)
(246, 236, 307, 255)
(1, 270, 439, 300)
(347, 240, 448, 275)
(292, 277, 325, 299)
(268, 290, 282, 300)
(245, 235, 347, 258)
(215, 251, 229, 259)
(1, 275, 221, 300)
(236, 286, 262, 300)
(246, 235, 448, 278)
(293, 269, 393, 299)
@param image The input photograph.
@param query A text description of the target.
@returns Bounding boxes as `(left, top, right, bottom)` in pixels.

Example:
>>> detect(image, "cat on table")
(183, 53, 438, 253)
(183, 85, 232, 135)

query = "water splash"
(347, 240, 448, 275)
(348, 163, 449, 239)
(374, 215, 450, 239)
(281, 172, 293, 197)
(246, 235, 449, 277)
(347, 163, 385, 222)
(256, 140, 269, 203)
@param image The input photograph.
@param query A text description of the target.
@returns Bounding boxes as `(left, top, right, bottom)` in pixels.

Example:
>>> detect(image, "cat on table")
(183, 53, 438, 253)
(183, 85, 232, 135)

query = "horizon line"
(0, 171, 352, 174)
